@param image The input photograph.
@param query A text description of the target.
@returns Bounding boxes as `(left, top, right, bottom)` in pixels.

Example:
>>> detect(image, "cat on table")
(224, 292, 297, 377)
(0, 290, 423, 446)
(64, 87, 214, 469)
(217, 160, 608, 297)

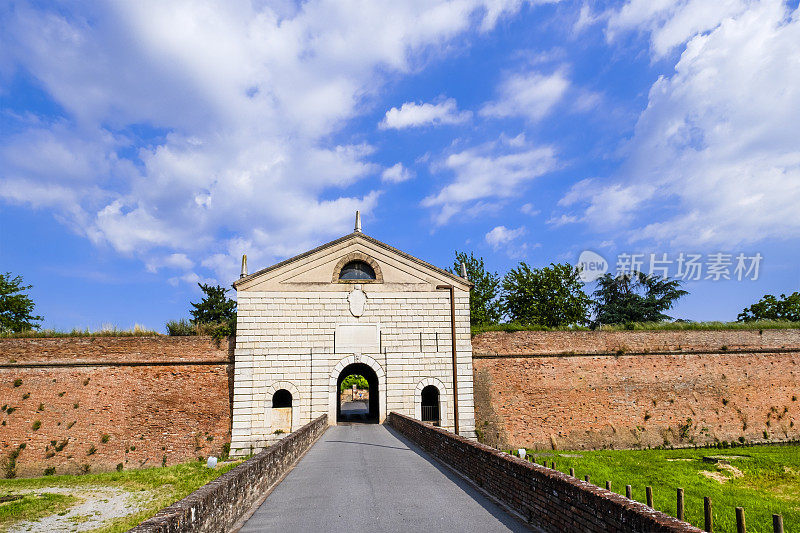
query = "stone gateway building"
(229, 215, 475, 456)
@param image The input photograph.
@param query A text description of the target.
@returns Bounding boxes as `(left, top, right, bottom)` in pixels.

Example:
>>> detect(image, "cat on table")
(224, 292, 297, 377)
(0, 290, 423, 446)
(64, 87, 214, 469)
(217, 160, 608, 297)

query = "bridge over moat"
(238, 424, 528, 532)
(132, 413, 703, 532)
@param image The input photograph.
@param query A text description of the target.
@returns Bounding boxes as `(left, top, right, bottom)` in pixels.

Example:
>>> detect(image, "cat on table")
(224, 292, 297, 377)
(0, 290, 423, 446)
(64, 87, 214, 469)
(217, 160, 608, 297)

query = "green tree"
(186, 283, 237, 339)
(738, 291, 800, 322)
(190, 283, 237, 324)
(447, 251, 501, 326)
(592, 271, 688, 326)
(340, 374, 369, 391)
(501, 262, 590, 327)
(0, 273, 43, 333)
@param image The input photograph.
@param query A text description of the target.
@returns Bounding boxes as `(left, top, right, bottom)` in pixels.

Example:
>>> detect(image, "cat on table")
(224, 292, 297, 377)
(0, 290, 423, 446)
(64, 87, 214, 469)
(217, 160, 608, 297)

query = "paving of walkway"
(239, 424, 529, 533)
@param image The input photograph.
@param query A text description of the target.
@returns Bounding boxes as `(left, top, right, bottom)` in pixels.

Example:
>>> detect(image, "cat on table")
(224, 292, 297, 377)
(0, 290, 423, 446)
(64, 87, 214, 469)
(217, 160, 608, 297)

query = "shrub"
(162, 455, 167, 467)
(38, 403, 44, 411)
(58, 391, 66, 397)
(130, 445, 136, 451)
(101, 434, 110, 443)
(87, 445, 96, 456)
(13, 379, 22, 387)
(221, 442, 230, 461)
(32, 420, 41, 431)
(6, 407, 15, 415)
(83, 378, 90, 386)
(44, 466, 56, 476)
(116, 463, 124, 472)
(79, 464, 90, 474)
(73, 403, 79, 409)
(21, 392, 29, 400)
(166, 318, 197, 336)
(54, 439, 68, 452)
(66, 421, 76, 429)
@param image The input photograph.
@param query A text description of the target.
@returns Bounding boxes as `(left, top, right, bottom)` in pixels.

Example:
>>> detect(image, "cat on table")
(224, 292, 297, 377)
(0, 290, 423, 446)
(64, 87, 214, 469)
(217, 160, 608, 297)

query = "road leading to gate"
(239, 424, 530, 533)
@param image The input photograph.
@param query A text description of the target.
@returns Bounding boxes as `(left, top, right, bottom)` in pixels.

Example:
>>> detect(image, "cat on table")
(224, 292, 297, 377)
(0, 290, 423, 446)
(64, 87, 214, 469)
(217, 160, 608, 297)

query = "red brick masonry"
(388, 412, 702, 533)
(472, 329, 800, 449)
(0, 336, 233, 477)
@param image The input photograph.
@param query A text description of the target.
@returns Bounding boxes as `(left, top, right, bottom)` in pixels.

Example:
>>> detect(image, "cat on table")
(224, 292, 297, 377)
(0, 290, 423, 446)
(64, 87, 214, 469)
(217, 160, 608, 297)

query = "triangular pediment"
(234, 232, 470, 292)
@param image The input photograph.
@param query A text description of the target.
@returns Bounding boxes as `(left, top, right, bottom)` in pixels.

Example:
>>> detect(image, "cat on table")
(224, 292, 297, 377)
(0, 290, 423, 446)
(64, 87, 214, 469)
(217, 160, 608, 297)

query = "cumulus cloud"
(485, 225, 525, 249)
(380, 98, 471, 129)
(381, 163, 415, 183)
(423, 137, 557, 225)
(606, 0, 751, 58)
(561, 0, 800, 247)
(0, 0, 536, 283)
(480, 69, 570, 122)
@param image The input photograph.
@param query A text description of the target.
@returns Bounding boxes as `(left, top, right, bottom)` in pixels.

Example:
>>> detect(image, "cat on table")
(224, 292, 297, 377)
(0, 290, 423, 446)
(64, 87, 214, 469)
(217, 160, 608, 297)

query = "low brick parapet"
(387, 412, 702, 533)
(129, 414, 327, 533)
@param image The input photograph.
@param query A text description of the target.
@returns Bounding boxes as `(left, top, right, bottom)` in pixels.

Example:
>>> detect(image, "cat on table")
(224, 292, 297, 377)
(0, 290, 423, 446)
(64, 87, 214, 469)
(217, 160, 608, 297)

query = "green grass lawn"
(515, 444, 800, 533)
(0, 459, 241, 532)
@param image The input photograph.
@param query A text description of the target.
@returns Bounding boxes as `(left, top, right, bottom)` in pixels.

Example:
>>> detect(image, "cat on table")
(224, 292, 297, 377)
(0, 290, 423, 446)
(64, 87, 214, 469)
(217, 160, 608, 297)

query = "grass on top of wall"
(514, 444, 799, 533)
(0, 459, 242, 532)
(0, 325, 160, 339)
(471, 320, 800, 336)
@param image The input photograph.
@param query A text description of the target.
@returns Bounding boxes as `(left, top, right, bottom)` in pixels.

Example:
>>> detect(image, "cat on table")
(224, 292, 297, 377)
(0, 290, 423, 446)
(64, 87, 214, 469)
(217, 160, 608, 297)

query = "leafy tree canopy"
(738, 291, 800, 322)
(592, 271, 688, 327)
(0, 273, 43, 333)
(448, 251, 501, 326)
(501, 262, 590, 327)
(190, 283, 237, 324)
(340, 374, 369, 391)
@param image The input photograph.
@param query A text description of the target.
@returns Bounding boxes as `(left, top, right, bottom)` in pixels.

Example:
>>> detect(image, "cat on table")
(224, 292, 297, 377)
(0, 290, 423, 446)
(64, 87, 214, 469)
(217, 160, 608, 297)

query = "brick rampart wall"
(130, 415, 327, 533)
(388, 412, 701, 533)
(472, 328, 800, 355)
(0, 336, 233, 477)
(472, 329, 800, 450)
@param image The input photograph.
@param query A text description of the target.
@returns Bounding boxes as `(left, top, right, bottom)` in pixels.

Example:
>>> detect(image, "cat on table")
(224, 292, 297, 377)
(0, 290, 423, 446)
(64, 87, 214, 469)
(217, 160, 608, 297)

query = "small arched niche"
(271, 389, 293, 433)
(332, 252, 383, 283)
(421, 385, 440, 426)
(272, 389, 293, 408)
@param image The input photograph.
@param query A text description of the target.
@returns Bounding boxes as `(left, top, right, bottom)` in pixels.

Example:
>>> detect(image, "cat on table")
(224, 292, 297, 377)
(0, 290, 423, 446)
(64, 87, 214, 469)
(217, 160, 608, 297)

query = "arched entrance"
(337, 363, 379, 423)
(329, 354, 386, 424)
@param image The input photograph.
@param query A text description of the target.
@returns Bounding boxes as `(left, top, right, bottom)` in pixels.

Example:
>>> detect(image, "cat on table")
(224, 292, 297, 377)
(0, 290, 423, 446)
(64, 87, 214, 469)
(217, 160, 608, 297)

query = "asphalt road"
(239, 424, 530, 533)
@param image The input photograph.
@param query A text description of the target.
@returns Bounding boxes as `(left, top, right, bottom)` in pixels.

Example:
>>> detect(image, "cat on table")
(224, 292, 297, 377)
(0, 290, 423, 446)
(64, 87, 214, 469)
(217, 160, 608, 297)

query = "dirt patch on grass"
(6, 486, 155, 532)
(700, 463, 744, 484)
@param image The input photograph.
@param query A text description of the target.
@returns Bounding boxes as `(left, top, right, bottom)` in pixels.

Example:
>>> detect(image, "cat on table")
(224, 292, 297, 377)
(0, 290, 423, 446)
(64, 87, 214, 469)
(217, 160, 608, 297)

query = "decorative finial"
(354, 210, 361, 233)
(240, 254, 248, 278)
(460, 262, 468, 280)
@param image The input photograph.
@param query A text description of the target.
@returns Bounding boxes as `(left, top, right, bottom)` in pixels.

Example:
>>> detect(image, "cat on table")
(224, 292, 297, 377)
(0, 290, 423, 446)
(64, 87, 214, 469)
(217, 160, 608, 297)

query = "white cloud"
(563, 0, 800, 247)
(485, 225, 525, 249)
(423, 137, 557, 224)
(0, 0, 536, 283)
(480, 69, 570, 122)
(380, 98, 471, 129)
(381, 163, 414, 183)
(573, 3, 602, 34)
(606, 0, 750, 58)
(520, 202, 540, 215)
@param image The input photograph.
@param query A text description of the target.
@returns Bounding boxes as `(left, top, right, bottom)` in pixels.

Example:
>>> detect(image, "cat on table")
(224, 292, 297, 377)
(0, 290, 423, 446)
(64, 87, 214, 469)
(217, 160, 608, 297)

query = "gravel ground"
(7, 486, 153, 532)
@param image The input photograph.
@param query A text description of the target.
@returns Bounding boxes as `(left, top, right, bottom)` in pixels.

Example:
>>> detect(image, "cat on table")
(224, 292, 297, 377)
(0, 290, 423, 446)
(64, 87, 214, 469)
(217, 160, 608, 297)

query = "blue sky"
(1, 0, 799, 331)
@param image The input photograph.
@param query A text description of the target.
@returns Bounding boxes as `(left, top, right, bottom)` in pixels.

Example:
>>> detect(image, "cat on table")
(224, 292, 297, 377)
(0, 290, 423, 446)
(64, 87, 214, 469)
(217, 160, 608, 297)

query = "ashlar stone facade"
(229, 227, 475, 456)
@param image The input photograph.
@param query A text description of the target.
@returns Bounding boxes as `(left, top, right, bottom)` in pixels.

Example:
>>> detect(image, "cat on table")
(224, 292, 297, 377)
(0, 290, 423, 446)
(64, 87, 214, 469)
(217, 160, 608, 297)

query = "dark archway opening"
(421, 385, 440, 426)
(337, 363, 379, 423)
(272, 389, 292, 408)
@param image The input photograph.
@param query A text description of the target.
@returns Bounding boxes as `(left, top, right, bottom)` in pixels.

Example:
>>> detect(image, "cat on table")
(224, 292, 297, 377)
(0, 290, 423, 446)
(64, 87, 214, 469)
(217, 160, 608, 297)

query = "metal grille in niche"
(339, 260, 376, 280)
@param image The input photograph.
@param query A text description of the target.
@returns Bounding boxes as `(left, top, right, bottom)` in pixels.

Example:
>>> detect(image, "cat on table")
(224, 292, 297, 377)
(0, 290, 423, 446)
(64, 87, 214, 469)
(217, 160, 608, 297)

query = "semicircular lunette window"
(339, 260, 376, 281)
